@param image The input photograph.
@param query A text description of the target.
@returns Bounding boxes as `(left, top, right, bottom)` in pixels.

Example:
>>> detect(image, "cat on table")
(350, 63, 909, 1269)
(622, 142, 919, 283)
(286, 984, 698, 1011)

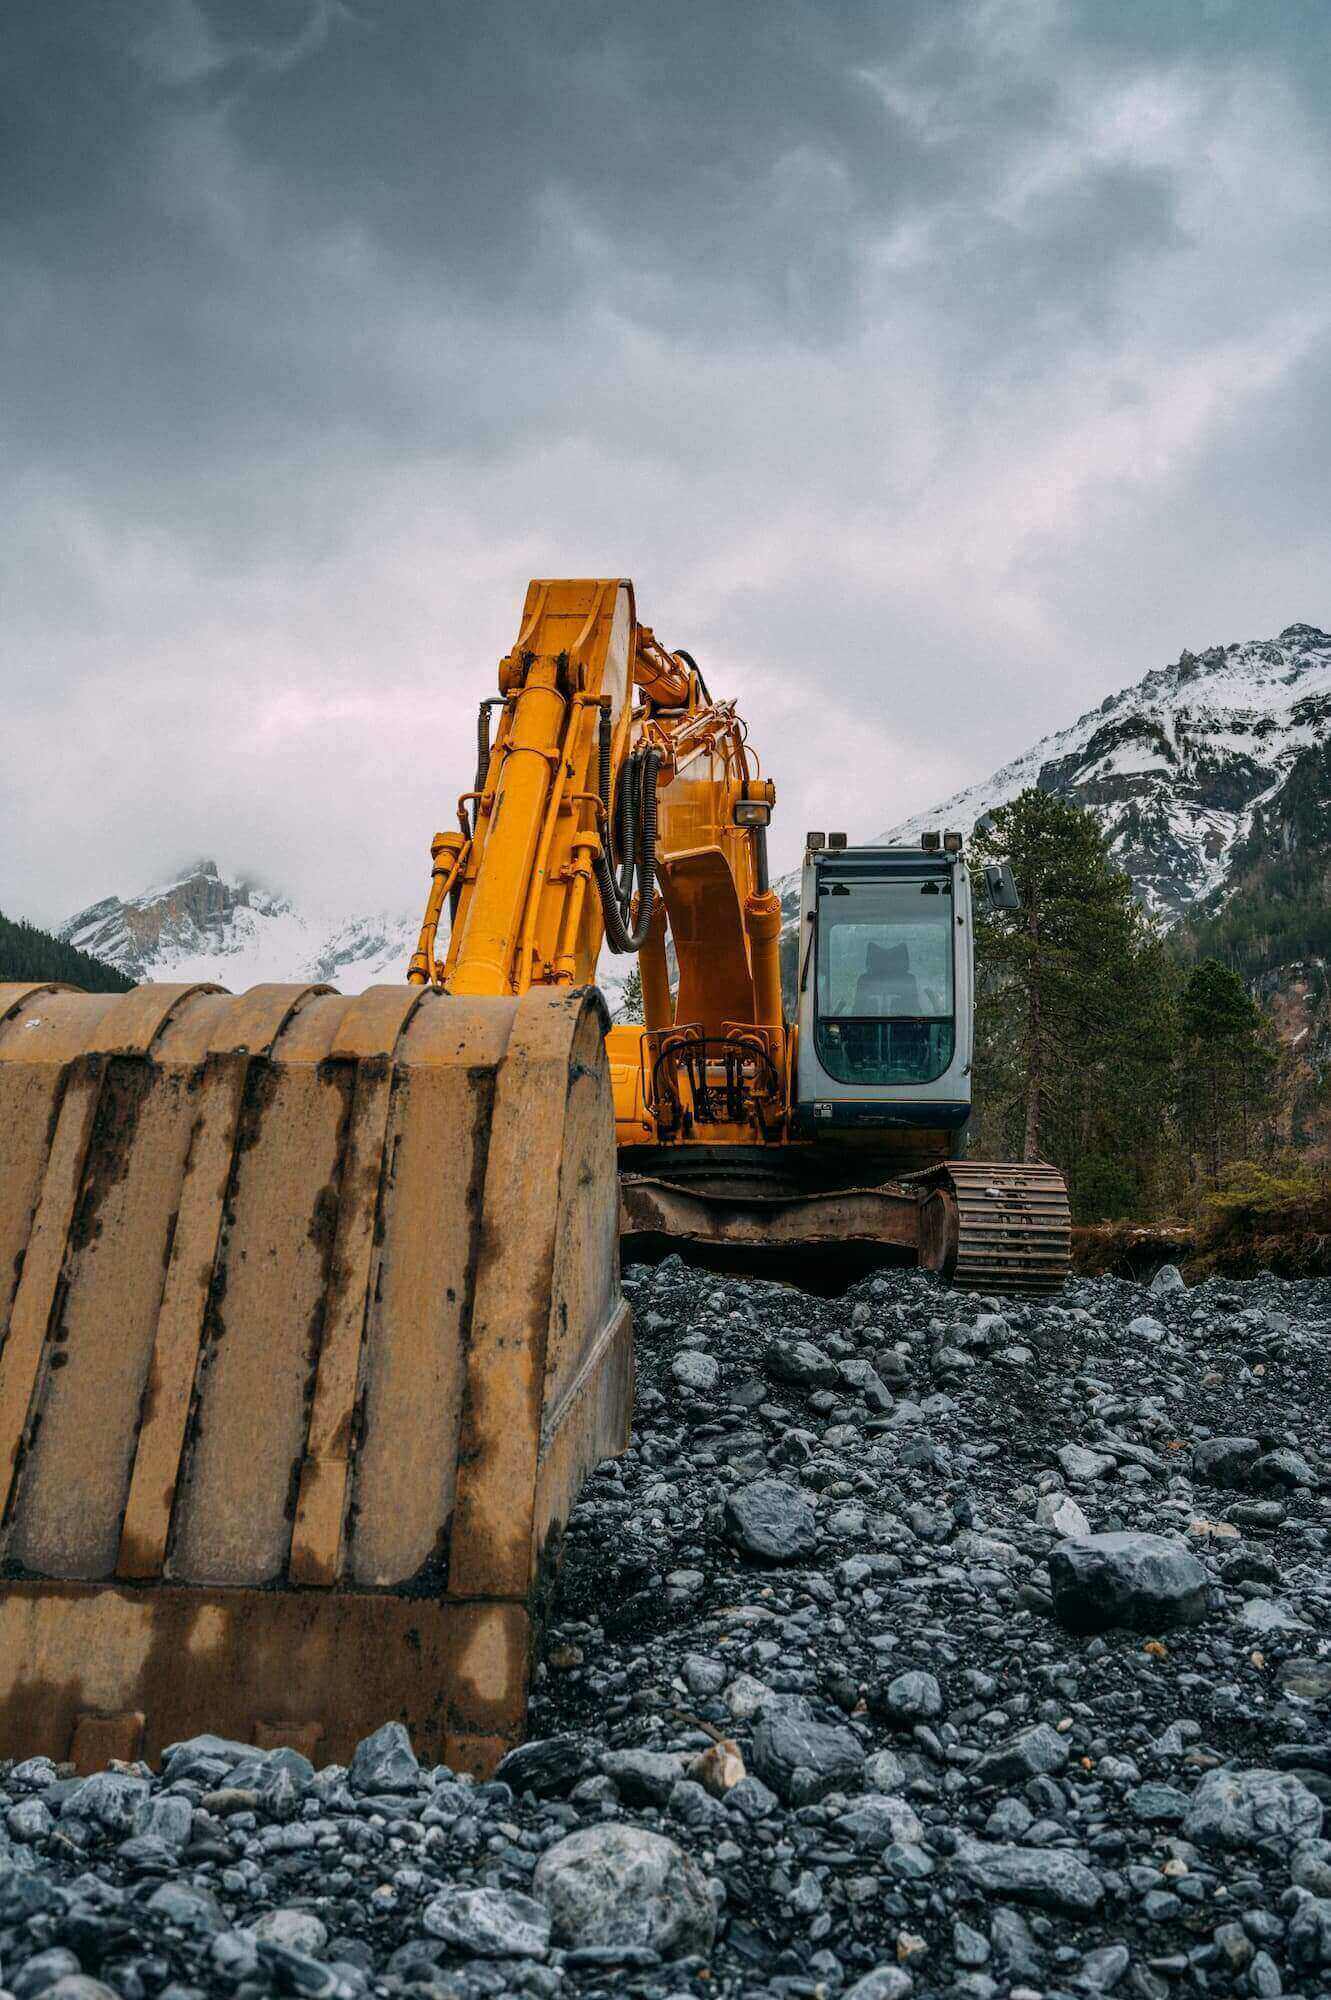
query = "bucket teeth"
(0, 981, 631, 1775)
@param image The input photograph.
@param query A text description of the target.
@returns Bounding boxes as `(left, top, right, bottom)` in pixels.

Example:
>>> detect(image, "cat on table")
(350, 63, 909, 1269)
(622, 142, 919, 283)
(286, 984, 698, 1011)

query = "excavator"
(0, 578, 1068, 1779)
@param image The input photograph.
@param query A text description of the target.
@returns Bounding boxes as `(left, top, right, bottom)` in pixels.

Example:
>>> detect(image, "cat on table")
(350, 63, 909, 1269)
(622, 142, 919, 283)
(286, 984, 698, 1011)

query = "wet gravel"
(1, 1259, 1329, 2000)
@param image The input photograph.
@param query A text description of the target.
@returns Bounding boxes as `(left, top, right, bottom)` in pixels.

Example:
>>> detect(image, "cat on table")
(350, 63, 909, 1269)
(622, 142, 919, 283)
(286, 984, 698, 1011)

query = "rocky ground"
(0, 1261, 1328, 2000)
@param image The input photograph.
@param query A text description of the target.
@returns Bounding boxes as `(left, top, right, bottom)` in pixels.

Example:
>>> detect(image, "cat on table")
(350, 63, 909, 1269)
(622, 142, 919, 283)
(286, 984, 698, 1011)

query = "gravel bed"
(0, 1259, 1328, 2000)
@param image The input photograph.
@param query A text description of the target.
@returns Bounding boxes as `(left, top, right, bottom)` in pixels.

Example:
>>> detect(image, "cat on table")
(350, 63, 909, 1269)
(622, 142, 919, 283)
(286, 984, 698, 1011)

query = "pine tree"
(1176, 957, 1278, 1182)
(0, 910, 132, 993)
(970, 789, 1178, 1218)
(615, 964, 644, 1022)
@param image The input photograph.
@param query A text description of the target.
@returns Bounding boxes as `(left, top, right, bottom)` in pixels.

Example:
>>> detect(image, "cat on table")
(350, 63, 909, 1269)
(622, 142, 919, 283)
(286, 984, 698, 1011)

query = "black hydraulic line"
(593, 742, 661, 953)
(674, 648, 710, 704)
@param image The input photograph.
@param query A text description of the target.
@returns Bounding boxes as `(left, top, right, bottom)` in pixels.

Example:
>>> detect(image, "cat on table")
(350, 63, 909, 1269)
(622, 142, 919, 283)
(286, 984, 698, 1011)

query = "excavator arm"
(408, 577, 788, 1145)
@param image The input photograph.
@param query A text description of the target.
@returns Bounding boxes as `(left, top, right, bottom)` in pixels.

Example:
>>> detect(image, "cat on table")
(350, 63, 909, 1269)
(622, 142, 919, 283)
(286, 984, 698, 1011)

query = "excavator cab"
(793, 838, 973, 1164)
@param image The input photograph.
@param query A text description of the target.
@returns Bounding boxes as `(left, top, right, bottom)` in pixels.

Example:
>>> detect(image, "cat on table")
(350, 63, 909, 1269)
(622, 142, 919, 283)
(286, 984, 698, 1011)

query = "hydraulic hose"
(593, 735, 661, 953)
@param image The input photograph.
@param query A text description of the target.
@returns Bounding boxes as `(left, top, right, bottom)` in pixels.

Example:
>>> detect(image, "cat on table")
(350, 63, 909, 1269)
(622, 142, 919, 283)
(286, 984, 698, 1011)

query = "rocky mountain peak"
(882, 622, 1331, 922)
(59, 862, 412, 992)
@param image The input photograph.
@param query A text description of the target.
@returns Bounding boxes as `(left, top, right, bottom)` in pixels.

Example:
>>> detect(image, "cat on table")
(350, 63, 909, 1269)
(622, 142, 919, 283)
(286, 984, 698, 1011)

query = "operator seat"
(854, 941, 920, 1016)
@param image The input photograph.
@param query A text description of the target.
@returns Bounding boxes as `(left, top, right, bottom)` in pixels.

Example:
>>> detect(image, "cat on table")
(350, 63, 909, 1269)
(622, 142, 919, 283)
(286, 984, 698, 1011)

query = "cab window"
(814, 875, 955, 1085)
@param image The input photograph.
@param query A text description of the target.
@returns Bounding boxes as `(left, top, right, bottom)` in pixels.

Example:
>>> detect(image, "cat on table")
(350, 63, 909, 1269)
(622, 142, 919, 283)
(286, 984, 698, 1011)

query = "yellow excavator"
(0, 578, 1067, 1777)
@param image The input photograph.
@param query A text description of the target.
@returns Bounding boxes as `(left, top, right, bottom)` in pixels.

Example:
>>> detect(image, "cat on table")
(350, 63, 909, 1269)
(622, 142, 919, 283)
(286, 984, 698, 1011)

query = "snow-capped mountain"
(60, 862, 420, 994)
(882, 623, 1331, 922)
(59, 859, 634, 1010)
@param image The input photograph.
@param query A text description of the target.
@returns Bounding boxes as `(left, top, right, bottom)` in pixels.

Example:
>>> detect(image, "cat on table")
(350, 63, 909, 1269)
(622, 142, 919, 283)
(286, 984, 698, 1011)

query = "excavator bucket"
(0, 980, 630, 1776)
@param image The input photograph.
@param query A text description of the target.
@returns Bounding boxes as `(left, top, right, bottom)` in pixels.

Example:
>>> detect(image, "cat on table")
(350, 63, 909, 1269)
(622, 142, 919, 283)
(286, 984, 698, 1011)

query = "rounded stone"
(724, 1477, 817, 1563)
(533, 1823, 716, 1959)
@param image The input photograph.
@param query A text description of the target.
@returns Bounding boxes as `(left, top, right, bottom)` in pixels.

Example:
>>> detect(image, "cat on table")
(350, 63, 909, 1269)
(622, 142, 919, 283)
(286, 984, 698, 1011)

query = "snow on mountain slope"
(60, 858, 634, 1009)
(880, 623, 1331, 921)
(61, 862, 421, 994)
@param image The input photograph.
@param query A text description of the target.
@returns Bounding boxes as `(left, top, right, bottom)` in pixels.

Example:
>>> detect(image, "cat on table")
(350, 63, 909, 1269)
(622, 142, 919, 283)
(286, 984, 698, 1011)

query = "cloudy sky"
(3, 0, 1329, 927)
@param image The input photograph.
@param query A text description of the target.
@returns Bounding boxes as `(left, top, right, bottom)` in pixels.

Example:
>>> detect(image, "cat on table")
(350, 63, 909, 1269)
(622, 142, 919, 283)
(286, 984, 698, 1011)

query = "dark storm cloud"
(1, 0, 1329, 923)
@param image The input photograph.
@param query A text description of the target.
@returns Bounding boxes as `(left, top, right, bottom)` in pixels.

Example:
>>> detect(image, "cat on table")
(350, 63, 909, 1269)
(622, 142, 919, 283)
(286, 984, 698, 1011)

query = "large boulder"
(348, 1721, 420, 1795)
(1182, 1767, 1323, 1851)
(533, 1824, 716, 1959)
(765, 1335, 838, 1387)
(724, 1478, 817, 1563)
(750, 1694, 866, 1804)
(954, 1839, 1103, 1915)
(1048, 1532, 1209, 1634)
(973, 1723, 1069, 1786)
(421, 1886, 550, 1959)
(1192, 1437, 1261, 1488)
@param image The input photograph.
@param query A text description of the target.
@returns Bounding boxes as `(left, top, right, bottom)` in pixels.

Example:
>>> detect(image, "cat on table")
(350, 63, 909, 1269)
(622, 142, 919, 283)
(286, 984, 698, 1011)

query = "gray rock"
(1127, 1782, 1189, 1824)
(671, 1350, 719, 1393)
(682, 1654, 726, 1698)
(1036, 1492, 1090, 1537)
(133, 1793, 193, 1851)
(62, 1771, 150, 1833)
(7, 1796, 53, 1842)
(1059, 1445, 1114, 1481)
(1291, 1838, 1331, 1896)
(953, 1919, 990, 1967)
(751, 1694, 865, 1804)
(1079, 1942, 1131, 1990)
(1192, 1436, 1261, 1487)
(863, 1748, 908, 1793)
(1253, 1447, 1316, 1489)
(1237, 1596, 1311, 1635)
(667, 1777, 729, 1834)
(421, 1885, 550, 1959)
(601, 1748, 686, 1806)
(1289, 1896, 1331, 1972)
(765, 1336, 838, 1387)
(14, 1948, 80, 1995)
(973, 1722, 1069, 1785)
(145, 1880, 226, 1934)
(533, 1824, 716, 1959)
(161, 1732, 255, 1775)
(835, 1793, 925, 1850)
(494, 1735, 587, 1797)
(1282, 1658, 1331, 1704)
(955, 1839, 1104, 1914)
(724, 1672, 774, 1721)
(725, 1774, 779, 1821)
(1149, 1263, 1185, 1294)
(1182, 1766, 1323, 1850)
(724, 1478, 817, 1563)
(1048, 1531, 1209, 1633)
(989, 1906, 1042, 1979)
(844, 1969, 914, 2000)
(348, 1720, 419, 1795)
(250, 1909, 329, 1955)
(875, 1669, 944, 1724)
(211, 1932, 261, 1982)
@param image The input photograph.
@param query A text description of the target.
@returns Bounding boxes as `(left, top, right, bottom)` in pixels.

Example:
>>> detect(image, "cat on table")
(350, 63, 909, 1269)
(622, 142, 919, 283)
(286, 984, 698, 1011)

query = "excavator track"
(917, 1159, 1071, 1298)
